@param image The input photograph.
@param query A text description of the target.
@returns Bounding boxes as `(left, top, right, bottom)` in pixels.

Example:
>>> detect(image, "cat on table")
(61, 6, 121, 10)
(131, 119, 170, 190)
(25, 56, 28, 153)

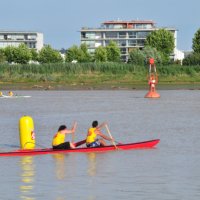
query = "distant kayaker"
(52, 122, 77, 150)
(0, 91, 3, 97)
(86, 121, 114, 147)
(8, 91, 14, 97)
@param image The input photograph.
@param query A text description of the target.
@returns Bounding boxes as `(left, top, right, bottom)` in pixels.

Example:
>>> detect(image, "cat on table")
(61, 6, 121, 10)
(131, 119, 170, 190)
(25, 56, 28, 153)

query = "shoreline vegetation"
(1, 63, 200, 90)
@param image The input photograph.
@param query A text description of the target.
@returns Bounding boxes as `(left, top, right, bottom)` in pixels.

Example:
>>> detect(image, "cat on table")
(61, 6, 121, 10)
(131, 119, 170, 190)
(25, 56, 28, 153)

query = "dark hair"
(58, 125, 67, 132)
(92, 121, 98, 128)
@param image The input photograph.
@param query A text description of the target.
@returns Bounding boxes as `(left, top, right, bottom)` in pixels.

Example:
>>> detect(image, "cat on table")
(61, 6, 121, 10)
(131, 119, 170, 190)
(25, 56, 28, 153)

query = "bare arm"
(97, 122, 107, 130)
(65, 122, 77, 134)
(95, 130, 113, 141)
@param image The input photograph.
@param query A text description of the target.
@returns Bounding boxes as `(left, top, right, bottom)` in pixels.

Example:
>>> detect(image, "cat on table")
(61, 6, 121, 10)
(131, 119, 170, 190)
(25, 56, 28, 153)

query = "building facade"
(0, 31, 43, 51)
(80, 20, 178, 62)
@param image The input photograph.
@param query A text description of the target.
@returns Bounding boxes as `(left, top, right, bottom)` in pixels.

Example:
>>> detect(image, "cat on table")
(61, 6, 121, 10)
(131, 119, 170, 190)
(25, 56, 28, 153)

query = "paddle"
(71, 121, 77, 144)
(72, 132, 75, 143)
(105, 125, 118, 149)
(114, 140, 123, 145)
(74, 139, 86, 147)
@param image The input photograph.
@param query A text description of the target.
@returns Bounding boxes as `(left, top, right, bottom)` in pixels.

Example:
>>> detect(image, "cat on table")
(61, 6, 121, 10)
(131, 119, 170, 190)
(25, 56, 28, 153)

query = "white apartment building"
(81, 20, 181, 62)
(0, 31, 43, 51)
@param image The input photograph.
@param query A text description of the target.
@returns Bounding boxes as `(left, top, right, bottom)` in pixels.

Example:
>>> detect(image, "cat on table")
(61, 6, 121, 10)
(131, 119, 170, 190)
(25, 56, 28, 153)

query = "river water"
(0, 90, 199, 200)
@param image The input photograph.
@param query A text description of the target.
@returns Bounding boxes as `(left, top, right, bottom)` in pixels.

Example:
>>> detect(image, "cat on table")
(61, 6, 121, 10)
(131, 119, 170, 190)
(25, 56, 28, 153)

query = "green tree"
(65, 45, 80, 62)
(14, 44, 32, 64)
(106, 41, 121, 62)
(94, 46, 107, 62)
(30, 49, 39, 61)
(66, 44, 91, 63)
(143, 46, 163, 64)
(192, 28, 200, 53)
(145, 29, 175, 56)
(38, 45, 63, 64)
(183, 53, 200, 65)
(4, 46, 17, 63)
(129, 48, 145, 65)
(79, 43, 91, 62)
(0, 49, 6, 63)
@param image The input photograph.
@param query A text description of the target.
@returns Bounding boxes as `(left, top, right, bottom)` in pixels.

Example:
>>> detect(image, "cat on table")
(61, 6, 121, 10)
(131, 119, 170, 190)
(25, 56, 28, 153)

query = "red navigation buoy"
(145, 58, 160, 98)
(149, 58, 155, 65)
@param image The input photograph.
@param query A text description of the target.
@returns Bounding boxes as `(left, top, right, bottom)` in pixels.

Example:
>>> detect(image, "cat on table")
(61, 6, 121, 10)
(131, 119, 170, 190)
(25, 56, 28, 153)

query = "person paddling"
(52, 122, 77, 150)
(8, 91, 14, 97)
(86, 121, 114, 147)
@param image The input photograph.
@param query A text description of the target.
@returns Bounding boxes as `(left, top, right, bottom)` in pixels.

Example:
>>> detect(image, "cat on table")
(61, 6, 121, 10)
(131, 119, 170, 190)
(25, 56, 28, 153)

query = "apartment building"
(0, 31, 43, 51)
(80, 20, 177, 62)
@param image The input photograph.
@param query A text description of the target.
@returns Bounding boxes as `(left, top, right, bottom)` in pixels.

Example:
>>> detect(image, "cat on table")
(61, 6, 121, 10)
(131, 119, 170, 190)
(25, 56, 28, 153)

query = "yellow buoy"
(19, 116, 35, 149)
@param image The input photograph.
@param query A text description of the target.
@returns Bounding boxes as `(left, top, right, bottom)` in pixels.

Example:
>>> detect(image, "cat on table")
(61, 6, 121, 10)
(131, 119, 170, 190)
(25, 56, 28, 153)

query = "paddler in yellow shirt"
(86, 121, 114, 147)
(8, 91, 14, 97)
(52, 122, 77, 150)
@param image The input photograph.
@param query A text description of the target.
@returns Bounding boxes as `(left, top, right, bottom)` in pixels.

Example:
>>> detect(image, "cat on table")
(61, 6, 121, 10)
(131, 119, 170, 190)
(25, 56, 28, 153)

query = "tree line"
(0, 44, 63, 64)
(0, 28, 199, 65)
(0, 41, 122, 64)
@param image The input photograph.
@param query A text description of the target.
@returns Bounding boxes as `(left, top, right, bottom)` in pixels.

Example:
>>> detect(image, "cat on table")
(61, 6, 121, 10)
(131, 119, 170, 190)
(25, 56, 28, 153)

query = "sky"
(0, 0, 199, 51)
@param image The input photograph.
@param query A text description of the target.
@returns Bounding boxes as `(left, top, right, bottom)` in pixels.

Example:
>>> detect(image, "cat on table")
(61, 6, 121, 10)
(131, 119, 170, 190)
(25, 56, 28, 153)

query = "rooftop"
(103, 20, 155, 25)
(0, 30, 42, 34)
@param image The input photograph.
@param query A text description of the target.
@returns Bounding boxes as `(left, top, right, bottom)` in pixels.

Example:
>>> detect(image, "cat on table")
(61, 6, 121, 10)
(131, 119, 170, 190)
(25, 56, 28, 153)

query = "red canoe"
(0, 139, 160, 157)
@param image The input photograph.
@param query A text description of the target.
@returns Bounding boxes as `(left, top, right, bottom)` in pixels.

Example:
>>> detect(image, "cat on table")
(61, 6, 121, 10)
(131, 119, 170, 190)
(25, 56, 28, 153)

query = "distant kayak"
(0, 95, 31, 98)
(0, 139, 160, 157)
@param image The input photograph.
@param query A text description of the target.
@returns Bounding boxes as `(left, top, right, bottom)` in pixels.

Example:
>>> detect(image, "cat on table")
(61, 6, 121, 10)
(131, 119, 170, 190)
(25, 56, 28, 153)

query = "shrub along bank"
(1, 63, 200, 87)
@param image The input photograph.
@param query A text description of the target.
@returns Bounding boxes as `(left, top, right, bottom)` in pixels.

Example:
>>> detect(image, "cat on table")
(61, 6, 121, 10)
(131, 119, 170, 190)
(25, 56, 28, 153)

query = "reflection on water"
(52, 154, 66, 180)
(87, 153, 97, 177)
(19, 156, 35, 200)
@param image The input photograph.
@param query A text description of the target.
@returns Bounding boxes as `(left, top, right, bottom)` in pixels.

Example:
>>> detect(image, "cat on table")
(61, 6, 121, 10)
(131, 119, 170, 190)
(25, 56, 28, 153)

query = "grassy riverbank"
(0, 63, 200, 90)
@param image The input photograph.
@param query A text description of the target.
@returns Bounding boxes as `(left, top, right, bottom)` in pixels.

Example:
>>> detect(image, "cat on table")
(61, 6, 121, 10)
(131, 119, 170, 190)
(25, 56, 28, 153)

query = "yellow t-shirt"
(86, 128, 97, 144)
(52, 132, 65, 146)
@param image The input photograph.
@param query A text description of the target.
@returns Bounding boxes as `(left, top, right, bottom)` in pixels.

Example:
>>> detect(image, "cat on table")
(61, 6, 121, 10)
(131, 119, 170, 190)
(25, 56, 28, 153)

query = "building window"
(128, 40, 137, 46)
(143, 24, 153, 29)
(81, 32, 86, 39)
(135, 24, 143, 29)
(85, 32, 96, 39)
(137, 39, 145, 46)
(28, 35, 37, 40)
(105, 32, 118, 38)
(121, 55, 127, 61)
(128, 32, 136, 38)
(105, 24, 125, 29)
(84, 41, 95, 48)
(119, 32, 126, 38)
(120, 48, 127, 54)
(105, 40, 110, 46)
(135, 24, 153, 29)
(16, 35, 25, 40)
(137, 31, 149, 39)
(118, 40, 126, 47)
(28, 42, 36, 48)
